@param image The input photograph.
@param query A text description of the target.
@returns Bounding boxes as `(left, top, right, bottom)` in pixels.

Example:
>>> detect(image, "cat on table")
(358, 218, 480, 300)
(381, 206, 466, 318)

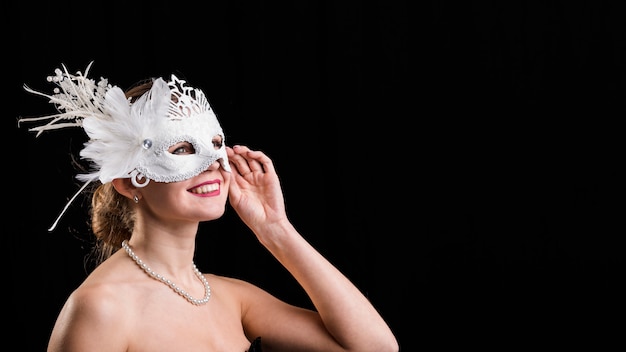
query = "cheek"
(143, 183, 183, 206)
(220, 170, 232, 188)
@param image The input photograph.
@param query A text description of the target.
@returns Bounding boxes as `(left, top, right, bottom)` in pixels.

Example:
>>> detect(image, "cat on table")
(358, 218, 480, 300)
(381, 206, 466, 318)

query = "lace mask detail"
(18, 62, 231, 230)
(80, 74, 231, 186)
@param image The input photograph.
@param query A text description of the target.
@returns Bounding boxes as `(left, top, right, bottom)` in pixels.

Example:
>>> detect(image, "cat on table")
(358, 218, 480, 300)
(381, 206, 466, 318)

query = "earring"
(133, 195, 139, 203)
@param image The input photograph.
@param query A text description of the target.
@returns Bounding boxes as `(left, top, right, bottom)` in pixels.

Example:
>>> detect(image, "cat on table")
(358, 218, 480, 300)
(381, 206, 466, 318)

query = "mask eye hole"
(169, 142, 196, 155)
(212, 135, 223, 150)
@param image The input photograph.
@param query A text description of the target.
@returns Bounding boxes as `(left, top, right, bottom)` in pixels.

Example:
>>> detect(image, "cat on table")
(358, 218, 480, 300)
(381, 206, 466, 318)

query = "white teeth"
(190, 184, 219, 194)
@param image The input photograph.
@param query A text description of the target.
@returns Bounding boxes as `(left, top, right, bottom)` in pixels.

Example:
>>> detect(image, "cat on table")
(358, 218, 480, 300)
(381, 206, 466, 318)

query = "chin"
(202, 205, 227, 220)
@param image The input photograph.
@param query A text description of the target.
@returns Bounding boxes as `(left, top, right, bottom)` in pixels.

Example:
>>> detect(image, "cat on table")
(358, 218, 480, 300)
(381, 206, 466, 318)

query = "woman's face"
(138, 140, 231, 224)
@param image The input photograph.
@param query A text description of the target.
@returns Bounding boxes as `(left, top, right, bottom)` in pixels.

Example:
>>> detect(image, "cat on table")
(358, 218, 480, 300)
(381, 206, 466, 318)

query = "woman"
(19, 63, 399, 352)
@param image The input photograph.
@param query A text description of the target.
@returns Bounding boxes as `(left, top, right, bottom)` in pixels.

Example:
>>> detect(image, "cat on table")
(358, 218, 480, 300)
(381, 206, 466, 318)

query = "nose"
(206, 159, 221, 171)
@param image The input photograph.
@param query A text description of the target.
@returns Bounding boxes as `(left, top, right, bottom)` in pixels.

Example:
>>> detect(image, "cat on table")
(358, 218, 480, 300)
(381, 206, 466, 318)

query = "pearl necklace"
(121, 240, 211, 305)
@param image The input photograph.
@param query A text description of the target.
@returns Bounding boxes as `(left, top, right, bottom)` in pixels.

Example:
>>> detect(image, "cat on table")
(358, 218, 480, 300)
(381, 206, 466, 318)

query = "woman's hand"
(226, 145, 287, 232)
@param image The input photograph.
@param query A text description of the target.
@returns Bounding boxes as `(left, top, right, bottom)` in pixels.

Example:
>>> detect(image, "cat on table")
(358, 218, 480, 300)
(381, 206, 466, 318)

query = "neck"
(126, 239, 196, 276)
(127, 217, 200, 274)
(121, 240, 211, 305)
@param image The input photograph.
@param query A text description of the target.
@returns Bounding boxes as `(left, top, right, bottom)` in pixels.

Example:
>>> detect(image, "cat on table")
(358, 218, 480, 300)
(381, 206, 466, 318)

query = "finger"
(243, 149, 275, 175)
(247, 156, 264, 173)
(228, 149, 253, 176)
(230, 145, 264, 175)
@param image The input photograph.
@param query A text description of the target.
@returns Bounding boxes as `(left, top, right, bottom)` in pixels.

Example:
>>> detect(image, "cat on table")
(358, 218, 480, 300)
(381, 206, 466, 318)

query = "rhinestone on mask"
(142, 139, 153, 149)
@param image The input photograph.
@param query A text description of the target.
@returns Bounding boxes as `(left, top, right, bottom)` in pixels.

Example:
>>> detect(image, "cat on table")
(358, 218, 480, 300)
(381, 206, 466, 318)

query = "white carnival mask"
(18, 62, 231, 230)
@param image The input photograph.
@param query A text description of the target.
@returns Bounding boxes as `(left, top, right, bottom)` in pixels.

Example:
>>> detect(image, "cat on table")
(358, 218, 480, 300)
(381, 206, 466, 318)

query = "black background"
(7, 0, 625, 350)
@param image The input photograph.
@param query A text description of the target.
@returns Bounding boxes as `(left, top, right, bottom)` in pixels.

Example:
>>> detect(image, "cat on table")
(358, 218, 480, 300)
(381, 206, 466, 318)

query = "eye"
(169, 142, 195, 155)
(212, 135, 223, 150)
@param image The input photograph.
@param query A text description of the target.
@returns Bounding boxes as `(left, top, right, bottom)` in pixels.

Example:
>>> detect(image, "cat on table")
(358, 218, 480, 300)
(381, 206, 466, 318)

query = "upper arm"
(231, 278, 344, 351)
(47, 286, 130, 352)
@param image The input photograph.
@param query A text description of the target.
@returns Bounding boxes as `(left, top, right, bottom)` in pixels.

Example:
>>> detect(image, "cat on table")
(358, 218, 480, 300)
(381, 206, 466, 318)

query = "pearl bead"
(121, 240, 211, 305)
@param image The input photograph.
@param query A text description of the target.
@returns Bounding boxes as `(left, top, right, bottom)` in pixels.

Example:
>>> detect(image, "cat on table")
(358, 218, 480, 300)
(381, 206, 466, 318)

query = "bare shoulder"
(48, 258, 137, 351)
(64, 255, 139, 323)
(67, 279, 132, 322)
(206, 275, 328, 350)
(206, 273, 311, 318)
(208, 274, 256, 289)
(207, 274, 272, 300)
(48, 282, 132, 351)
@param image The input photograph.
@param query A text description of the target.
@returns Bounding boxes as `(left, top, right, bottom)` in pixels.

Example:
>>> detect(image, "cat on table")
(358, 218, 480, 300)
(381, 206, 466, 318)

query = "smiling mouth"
(189, 183, 219, 194)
